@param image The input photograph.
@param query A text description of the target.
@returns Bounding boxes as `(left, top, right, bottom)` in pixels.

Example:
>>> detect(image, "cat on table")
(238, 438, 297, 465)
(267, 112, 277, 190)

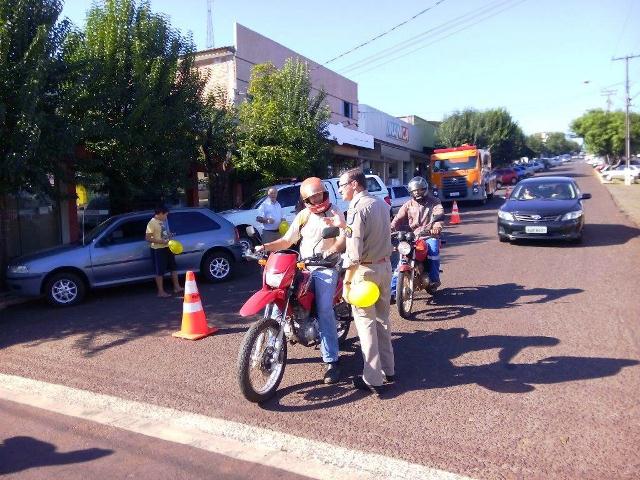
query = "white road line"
(0, 373, 473, 480)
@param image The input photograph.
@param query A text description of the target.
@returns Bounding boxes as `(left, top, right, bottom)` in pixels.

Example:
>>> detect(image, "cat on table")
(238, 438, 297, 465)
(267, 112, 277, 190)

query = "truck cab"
(430, 145, 497, 204)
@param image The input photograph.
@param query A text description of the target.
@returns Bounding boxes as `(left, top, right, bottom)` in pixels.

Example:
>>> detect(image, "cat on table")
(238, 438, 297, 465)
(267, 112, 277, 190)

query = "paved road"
(1, 162, 639, 479)
(0, 399, 311, 480)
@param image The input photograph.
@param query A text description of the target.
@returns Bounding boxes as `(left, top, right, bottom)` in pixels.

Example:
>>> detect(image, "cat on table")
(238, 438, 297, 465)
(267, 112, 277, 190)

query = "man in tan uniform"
(332, 168, 394, 395)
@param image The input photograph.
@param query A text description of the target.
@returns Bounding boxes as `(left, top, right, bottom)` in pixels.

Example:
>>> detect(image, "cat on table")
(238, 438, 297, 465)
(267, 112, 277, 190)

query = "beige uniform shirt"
(281, 207, 344, 259)
(344, 191, 392, 268)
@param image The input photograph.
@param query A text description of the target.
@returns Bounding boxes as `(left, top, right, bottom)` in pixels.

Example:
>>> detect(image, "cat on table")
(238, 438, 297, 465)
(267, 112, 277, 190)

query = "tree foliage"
(0, 0, 71, 196)
(199, 88, 237, 210)
(570, 109, 639, 159)
(436, 108, 526, 165)
(236, 59, 331, 185)
(63, 0, 205, 213)
(526, 132, 580, 157)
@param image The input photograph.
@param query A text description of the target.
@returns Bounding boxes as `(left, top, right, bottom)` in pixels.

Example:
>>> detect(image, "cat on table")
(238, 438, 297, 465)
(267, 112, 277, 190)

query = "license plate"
(525, 226, 547, 234)
(449, 192, 460, 197)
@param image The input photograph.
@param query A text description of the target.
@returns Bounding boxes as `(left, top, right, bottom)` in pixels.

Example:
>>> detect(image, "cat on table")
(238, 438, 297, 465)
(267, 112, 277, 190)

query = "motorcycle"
(237, 226, 353, 403)
(392, 231, 444, 319)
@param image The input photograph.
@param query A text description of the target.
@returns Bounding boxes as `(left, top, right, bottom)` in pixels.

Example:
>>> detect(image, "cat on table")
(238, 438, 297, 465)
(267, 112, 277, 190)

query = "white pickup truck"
(221, 175, 390, 252)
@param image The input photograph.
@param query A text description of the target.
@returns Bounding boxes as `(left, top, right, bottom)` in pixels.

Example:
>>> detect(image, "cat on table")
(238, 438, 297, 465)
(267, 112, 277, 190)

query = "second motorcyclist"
(390, 176, 445, 302)
(254, 177, 346, 384)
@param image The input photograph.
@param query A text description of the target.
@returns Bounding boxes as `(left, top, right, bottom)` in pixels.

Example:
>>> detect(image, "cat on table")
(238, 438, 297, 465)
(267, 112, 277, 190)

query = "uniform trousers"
(351, 262, 395, 386)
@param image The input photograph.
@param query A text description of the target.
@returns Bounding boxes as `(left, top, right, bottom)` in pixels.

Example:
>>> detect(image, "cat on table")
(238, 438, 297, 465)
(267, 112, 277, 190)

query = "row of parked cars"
(587, 155, 640, 182)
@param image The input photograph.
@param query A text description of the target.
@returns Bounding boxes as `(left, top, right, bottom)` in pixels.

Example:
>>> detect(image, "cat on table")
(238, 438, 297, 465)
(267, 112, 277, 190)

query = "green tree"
(571, 109, 639, 160)
(63, 0, 205, 213)
(0, 0, 71, 196)
(199, 88, 237, 210)
(236, 59, 331, 185)
(544, 132, 580, 156)
(436, 108, 526, 165)
(525, 134, 545, 157)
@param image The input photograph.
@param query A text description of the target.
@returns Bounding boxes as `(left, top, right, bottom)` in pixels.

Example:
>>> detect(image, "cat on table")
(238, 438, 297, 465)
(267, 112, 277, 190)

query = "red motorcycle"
(393, 231, 443, 319)
(237, 226, 352, 403)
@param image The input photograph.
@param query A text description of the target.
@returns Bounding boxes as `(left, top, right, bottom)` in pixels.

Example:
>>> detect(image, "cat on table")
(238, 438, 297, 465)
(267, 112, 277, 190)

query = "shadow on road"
(0, 263, 260, 356)
(387, 328, 638, 395)
(262, 328, 638, 410)
(0, 436, 112, 475)
(409, 283, 583, 322)
(504, 223, 640, 249)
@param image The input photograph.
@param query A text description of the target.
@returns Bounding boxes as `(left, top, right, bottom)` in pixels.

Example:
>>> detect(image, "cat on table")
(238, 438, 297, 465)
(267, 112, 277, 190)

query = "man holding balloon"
(328, 168, 395, 396)
(145, 204, 183, 298)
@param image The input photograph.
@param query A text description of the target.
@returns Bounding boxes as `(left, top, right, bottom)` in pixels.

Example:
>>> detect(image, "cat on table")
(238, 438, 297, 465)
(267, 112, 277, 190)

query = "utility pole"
(600, 89, 616, 111)
(206, 0, 214, 49)
(612, 53, 639, 185)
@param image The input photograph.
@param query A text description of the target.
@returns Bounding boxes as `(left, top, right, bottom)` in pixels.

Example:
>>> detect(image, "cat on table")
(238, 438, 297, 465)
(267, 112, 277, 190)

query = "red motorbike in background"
(392, 231, 444, 319)
(237, 226, 352, 403)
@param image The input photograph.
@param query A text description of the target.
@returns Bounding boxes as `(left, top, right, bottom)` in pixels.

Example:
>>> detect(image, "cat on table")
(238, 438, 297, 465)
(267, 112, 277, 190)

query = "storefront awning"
(326, 123, 374, 149)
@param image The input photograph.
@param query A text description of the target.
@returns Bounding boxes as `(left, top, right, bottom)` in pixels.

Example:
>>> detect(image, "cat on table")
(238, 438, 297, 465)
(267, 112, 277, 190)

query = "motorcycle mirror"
(246, 226, 256, 237)
(321, 226, 340, 239)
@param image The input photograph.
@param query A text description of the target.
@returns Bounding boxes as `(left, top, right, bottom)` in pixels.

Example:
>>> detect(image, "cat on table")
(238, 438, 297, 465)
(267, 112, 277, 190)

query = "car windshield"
(432, 156, 477, 172)
(82, 216, 118, 245)
(512, 182, 577, 201)
(238, 189, 268, 210)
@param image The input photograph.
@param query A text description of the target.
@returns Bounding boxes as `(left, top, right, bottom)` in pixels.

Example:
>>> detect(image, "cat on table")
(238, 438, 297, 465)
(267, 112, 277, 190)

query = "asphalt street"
(1, 162, 639, 479)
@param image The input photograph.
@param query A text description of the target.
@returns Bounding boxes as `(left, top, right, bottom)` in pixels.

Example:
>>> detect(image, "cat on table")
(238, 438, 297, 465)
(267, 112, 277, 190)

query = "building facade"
(358, 105, 436, 185)
(194, 23, 374, 181)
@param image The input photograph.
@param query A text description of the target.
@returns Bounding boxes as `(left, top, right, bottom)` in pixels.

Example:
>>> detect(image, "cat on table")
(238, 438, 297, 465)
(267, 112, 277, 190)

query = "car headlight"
(562, 210, 583, 221)
(8, 265, 29, 274)
(397, 241, 412, 255)
(498, 210, 515, 221)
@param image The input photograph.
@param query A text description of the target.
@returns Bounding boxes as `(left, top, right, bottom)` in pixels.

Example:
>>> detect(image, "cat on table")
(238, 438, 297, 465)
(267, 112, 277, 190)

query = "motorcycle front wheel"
(397, 270, 414, 319)
(237, 316, 287, 403)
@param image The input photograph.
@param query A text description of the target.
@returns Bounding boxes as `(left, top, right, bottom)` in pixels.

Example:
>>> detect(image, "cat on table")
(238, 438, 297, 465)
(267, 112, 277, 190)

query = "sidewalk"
(594, 169, 640, 227)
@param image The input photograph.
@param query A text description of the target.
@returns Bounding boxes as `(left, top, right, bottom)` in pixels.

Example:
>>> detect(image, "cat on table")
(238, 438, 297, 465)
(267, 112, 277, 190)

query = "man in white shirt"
(256, 187, 282, 243)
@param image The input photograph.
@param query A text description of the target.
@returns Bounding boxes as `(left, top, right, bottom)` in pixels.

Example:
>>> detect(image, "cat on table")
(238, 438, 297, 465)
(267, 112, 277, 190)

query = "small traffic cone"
(172, 271, 217, 340)
(449, 200, 461, 225)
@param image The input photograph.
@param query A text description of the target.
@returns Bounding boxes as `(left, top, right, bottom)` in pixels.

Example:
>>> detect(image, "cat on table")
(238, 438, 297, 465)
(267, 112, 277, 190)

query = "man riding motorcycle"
(255, 177, 346, 384)
(390, 176, 444, 302)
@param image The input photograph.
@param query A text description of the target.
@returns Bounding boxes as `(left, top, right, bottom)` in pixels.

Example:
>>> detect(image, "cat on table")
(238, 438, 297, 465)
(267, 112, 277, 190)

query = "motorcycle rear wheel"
(397, 271, 414, 319)
(237, 316, 287, 403)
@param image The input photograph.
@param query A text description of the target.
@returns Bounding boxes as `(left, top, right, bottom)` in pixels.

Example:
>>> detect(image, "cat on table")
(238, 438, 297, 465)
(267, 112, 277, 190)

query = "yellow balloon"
(168, 239, 183, 255)
(348, 280, 380, 308)
(278, 220, 289, 236)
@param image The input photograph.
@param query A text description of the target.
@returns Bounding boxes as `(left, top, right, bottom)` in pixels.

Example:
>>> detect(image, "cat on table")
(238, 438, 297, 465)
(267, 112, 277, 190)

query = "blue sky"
(61, 0, 639, 136)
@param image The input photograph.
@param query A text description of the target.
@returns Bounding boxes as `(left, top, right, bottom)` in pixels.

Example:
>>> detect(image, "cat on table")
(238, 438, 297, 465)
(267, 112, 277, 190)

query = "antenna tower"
(206, 0, 214, 49)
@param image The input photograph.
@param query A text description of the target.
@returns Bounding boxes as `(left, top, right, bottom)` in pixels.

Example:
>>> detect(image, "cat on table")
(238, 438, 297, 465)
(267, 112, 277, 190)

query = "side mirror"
(581, 193, 591, 200)
(246, 226, 256, 237)
(321, 226, 340, 239)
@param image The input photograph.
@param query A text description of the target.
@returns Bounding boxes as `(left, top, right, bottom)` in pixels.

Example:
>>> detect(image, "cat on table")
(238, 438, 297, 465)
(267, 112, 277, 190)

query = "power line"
(344, 0, 526, 77)
(612, 52, 640, 179)
(338, 0, 511, 74)
(206, 0, 214, 49)
(322, 0, 448, 66)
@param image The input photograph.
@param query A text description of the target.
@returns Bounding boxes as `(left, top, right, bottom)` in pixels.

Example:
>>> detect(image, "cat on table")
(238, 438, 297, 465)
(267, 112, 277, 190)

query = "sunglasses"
(303, 191, 329, 204)
(338, 180, 353, 189)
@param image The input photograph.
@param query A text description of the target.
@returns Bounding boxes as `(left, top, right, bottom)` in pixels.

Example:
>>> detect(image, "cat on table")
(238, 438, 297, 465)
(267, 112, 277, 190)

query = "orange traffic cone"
(172, 271, 217, 340)
(449, 200, 461, 225)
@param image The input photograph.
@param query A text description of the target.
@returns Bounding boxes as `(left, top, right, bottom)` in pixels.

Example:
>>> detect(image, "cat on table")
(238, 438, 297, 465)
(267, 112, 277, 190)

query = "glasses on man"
(303, 191, 329, 205)
(338, 180, 352, 189)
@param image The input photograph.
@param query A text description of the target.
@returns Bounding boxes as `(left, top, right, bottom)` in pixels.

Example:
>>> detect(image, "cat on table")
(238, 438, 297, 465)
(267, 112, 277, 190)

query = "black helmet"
(408, 176, 429, 201)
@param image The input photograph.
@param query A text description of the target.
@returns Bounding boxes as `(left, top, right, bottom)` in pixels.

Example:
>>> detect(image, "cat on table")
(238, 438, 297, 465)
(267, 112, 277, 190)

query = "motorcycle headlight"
(265, 271, 286, 288)
(498, 210, 515, 221)
(397, 241, 412, 255)
(8, 265, 29, 274)
(562, 210, 583, 221)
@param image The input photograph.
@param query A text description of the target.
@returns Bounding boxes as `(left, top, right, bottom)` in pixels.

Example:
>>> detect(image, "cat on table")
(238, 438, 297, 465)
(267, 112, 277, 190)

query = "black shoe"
(353, 375, 383, 395)
(384, 374, 395, 384)
(323, 362, 341, 384)
(390, 296, 396, 305)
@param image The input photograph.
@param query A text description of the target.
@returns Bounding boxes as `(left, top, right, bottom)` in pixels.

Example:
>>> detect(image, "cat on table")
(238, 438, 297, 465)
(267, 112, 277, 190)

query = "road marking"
(0, 374, 473, 480)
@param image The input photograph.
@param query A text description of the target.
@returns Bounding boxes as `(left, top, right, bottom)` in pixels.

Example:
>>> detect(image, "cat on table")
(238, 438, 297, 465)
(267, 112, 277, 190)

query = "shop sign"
(386, 121, 409, 142)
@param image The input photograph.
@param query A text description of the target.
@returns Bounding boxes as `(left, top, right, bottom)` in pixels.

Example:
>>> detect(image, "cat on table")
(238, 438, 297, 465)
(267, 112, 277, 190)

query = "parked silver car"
(6, 208, 243, 306)
(388, 185, 410, 216)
